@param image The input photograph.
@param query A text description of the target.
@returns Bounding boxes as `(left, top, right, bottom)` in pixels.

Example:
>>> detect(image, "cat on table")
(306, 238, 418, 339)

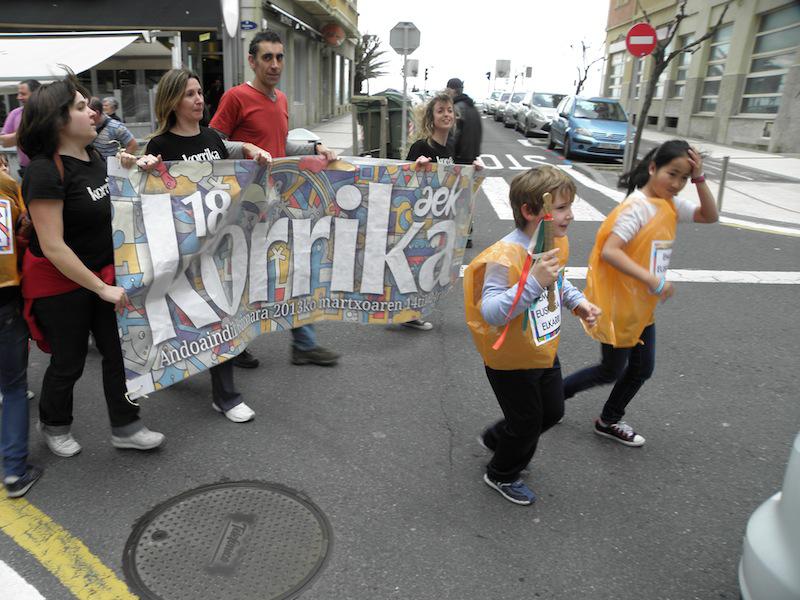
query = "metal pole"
(379, 99, 388, 158)
(717, 155, 729, 212)
(622, 56, 637, 173)
(401, 51, 408, 158)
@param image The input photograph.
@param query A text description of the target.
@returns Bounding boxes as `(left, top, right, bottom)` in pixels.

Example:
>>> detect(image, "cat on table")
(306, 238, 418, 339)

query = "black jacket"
(451, 93, 483, 164)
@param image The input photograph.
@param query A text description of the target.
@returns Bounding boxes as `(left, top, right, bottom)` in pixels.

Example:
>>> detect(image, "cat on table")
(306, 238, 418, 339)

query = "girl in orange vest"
(464, 166, 601, 505)
(563, 140, 718, 447)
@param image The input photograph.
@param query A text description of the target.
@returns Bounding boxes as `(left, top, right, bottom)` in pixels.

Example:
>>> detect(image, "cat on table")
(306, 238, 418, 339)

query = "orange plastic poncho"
(464, 235, 569, 370)
(0, 171, 26, 288)
(583, 196, 678, 348)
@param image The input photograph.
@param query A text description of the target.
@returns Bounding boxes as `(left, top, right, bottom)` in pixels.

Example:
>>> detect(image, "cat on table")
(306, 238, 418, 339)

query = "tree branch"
(665, 1, 731, 65)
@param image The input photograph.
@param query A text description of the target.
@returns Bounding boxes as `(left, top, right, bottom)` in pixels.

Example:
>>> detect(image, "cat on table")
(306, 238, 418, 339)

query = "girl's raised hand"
(687, 147, 703, 178)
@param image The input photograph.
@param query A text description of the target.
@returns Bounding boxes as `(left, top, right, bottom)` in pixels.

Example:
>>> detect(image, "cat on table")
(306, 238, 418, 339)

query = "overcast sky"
(356, 0, 610, 99)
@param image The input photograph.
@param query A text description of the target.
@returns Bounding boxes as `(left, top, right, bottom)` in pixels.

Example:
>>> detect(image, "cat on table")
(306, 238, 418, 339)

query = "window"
(741, 4, 800, 114)
(293, 38, 306, 103)
(633, 57, 645, 99)
(698, 24, 732, 112)
(670, 35, 694, 97)
(607, 52, 624, 98)
(654, 40, 673, 99)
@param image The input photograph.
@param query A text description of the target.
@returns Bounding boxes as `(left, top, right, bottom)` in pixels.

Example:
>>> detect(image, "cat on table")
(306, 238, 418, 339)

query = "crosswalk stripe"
(460, 264, 800, 284)
(480, 176, 605, 222)
(557, 165, 626, 203)
(479, 176, 514, 220)
(0, 560, 46, 599)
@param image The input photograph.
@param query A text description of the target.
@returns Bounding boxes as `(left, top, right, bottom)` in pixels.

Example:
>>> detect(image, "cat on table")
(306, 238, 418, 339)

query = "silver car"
(501, 91, 529, 127)
(484, 90, 504, 114)
(492, 92, 512, 120)
(518, 92, 566, 136)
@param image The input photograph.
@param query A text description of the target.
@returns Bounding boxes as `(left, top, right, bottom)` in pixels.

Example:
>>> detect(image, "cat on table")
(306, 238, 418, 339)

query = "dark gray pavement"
(2, 116, 799, 600)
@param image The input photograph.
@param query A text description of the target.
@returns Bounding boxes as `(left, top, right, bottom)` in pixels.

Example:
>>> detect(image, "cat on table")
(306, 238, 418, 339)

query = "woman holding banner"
(136, 68, 271, 424)
(18, 73, 164, 457)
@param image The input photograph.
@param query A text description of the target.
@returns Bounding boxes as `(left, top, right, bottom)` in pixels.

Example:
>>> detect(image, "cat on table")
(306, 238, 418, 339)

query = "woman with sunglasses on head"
(18, 73, 164, 457)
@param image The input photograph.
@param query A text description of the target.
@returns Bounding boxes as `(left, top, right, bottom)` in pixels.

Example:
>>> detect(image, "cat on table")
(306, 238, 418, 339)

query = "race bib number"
(0, 198, 13, 255)
(529, 281, 561, 347)
(650, 240, 673, 279)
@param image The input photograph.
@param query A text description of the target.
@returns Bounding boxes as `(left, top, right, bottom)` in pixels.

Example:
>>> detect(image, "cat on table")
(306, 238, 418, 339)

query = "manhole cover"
(123, 481, 332, 600)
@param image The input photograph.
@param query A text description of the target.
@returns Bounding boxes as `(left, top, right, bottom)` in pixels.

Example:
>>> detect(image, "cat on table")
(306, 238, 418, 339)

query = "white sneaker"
(111, 426, 165, 450)
(212, 401, 255, 423)
(41, 429, 82, 457)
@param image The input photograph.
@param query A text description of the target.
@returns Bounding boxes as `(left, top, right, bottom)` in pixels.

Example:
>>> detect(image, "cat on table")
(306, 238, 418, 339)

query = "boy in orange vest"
(0, 164, 42, 498)
(464, 166, 600, 505)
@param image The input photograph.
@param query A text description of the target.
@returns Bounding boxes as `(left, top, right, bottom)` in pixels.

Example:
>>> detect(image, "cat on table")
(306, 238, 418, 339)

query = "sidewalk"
(641, 130, 800, 228)
(305, 112, 354, 156)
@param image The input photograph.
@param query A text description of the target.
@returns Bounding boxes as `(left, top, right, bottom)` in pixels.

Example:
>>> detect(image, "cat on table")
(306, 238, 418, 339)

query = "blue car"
(548, 96, 628, 160)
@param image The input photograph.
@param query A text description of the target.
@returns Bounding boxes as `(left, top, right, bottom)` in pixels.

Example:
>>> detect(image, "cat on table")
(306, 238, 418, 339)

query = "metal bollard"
(717, 156, 730, 212)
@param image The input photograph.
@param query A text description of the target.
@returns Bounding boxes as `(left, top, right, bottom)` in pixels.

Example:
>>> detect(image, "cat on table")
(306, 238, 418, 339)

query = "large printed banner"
(109, 156, 482, 398)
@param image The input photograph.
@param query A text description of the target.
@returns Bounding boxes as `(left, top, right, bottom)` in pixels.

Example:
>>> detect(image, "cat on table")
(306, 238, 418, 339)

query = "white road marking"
(720, 216, 800, 237)
(479, 177, 514, 220)
(517, 139, 534, 147)
(0, 561, 46, 599)
(556, 165, 627, 203)
(459, 264, 800, 284)
(480, 177, 605, 221)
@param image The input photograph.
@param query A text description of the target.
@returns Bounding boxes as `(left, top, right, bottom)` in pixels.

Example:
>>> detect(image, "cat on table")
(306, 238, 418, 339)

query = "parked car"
(501, 91, 530, 128)
(739, 432, 800, 600)
(548, 96, 628, 160)
(485, 90, 505, 114)
(517, 92, 566, 136)
(492, 92, 512, 120)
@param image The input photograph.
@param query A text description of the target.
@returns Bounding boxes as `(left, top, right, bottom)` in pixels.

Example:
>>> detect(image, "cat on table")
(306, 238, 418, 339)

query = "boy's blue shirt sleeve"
(481, 262, 545, 326)
(561, 277, 585, 311)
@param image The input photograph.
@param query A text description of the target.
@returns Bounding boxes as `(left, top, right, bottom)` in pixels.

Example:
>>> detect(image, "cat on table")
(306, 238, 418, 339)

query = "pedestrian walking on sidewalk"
(135, 68, 272, 424)
(562, 140, 719, 447)
(18, 73, 165, 457)
(464, 166, 601, 505)
(210, 29, 340, 369)
(0, 167, 42, 497)
(446, 78, 482, 248)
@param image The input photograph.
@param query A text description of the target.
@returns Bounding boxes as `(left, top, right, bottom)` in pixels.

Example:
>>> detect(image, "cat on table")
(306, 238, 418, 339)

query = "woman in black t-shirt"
(137, 69, 270, 424)
(18, 74, 164, 456)
(406, 92, 456, 166)
(403, 93, 458, 331)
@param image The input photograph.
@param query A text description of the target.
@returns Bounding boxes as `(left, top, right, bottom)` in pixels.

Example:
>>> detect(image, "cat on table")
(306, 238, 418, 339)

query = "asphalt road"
(2, 120, 799, 600)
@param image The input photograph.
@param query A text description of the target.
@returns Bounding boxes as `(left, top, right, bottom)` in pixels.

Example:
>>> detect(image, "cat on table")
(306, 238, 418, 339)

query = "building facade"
(0, 0, 358, 132)
(603, 0, 800, 153)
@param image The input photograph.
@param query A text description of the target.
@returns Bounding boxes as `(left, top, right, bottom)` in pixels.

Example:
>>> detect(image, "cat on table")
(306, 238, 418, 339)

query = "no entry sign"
(626, 23, 658, 57)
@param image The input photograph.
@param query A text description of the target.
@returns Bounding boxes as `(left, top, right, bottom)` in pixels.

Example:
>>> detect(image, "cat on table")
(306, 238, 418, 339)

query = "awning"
(0, 34, 140, 83)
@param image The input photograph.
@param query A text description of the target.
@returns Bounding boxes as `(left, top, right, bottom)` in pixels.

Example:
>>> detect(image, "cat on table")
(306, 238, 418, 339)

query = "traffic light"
(424, 68, 429, 82)
(486, 71, 491, 80)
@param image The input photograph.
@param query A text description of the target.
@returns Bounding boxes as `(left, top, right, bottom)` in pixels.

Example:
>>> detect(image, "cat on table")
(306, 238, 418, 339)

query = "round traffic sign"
(626, 23, 658, 57)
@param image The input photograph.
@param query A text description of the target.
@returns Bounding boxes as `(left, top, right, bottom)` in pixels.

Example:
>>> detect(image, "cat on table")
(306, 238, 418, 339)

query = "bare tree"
(573, 40, 606, 96)
(354, 34, 389, 95)
(627, 0, 731, 165)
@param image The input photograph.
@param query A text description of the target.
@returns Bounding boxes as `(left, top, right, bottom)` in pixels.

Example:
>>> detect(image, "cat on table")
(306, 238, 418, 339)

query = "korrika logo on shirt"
(86, 177, 110, 202)
(182, 148, 222, 162)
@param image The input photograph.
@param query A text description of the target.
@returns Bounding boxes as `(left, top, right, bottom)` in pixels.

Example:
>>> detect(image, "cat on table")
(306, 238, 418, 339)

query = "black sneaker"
(594, 419, 645, 447)
(233, 349, 260, 369)
(483, 473, 536, 505)
(5, 465, 43, 498)
(292, 345, 340, 366)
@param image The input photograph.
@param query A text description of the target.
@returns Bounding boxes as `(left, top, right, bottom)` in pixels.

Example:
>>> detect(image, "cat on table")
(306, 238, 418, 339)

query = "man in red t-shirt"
(210, 30, 339, 368)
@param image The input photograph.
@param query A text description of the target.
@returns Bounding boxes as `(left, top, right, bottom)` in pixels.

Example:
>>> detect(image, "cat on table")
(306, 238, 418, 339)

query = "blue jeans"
(291, 324, 317, 351)
(563, 323, 656, 423)
(0, 301, 30, 479)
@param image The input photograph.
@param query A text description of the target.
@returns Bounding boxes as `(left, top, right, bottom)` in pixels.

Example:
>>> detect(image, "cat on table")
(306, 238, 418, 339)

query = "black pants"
(563, 324, 656, 423)
(209, 361, 242, 411)
(33, 288, 140, 433)
(483, 359, 564, 483)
